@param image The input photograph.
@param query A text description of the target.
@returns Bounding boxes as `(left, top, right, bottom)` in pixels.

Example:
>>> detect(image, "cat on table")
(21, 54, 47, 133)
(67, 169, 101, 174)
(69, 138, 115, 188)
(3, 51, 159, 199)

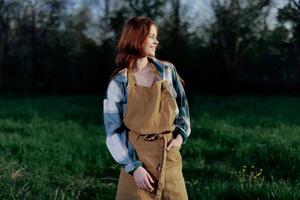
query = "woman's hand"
(133, 166, 155, 192)
(166, 134, 183, 151)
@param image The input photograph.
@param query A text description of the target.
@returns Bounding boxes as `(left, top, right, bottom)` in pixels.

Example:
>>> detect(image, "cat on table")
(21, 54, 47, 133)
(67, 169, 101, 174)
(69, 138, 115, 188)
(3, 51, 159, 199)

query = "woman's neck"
(135, 57, 148, 73)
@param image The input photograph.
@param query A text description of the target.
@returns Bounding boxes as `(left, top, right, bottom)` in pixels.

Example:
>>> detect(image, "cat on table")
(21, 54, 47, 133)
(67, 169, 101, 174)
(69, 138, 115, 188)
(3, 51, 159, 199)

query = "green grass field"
(0, 95, 300, 199)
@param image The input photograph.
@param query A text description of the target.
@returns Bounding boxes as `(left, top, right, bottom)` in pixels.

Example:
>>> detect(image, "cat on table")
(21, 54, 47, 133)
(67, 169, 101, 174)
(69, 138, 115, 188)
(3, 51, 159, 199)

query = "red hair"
(112, 16, 157, 77)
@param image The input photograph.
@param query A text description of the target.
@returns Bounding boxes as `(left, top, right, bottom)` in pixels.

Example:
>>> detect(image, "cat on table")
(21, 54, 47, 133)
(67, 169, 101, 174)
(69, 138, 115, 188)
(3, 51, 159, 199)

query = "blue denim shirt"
(103, 57, 191, 174)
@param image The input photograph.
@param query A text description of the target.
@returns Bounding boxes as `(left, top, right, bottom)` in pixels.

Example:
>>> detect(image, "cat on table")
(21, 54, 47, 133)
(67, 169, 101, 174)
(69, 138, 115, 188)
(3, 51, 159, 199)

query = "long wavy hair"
(111, 16, 157, 77)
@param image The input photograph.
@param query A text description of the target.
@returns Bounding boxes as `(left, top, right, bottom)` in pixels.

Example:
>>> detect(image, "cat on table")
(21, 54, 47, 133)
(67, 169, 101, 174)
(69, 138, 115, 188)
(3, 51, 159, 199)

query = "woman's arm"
(103, 79, 142, 174)
(171, 63, 191, 144)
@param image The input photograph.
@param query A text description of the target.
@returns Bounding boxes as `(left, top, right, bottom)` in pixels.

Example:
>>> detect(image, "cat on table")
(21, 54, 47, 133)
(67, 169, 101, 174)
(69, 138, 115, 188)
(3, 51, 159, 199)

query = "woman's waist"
(129, 129, 174, 142)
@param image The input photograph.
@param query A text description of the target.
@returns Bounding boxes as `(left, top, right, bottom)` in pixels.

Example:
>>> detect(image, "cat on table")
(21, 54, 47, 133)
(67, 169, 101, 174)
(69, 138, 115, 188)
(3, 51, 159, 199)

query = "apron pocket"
(166, 145, 182, 164)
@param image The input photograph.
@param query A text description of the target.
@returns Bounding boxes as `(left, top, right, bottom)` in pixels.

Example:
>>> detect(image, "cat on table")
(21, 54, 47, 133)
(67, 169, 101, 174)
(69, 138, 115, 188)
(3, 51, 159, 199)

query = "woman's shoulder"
(153, 58, 176, 71)
(157, 59, 173, 67)
(111, 68, 128, 83)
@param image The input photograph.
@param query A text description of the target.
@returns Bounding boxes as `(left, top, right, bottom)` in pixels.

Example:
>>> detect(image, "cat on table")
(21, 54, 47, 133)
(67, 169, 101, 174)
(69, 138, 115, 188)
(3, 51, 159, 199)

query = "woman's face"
(143, 25, 159, 57)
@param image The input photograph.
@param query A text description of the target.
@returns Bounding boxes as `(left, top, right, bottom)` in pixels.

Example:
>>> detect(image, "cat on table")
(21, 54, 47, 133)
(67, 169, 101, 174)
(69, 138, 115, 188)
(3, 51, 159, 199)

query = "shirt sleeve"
(171, 64, 191, 144)
(103, 79, 142, 174)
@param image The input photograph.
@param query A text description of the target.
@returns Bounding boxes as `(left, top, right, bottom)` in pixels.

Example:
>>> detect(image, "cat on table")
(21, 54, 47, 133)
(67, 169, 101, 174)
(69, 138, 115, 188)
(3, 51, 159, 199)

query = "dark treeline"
(0, 0, 299, 95)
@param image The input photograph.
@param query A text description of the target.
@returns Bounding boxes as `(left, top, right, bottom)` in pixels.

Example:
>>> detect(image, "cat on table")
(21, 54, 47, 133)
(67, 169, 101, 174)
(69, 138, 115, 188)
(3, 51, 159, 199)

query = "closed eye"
(149, 36, 158, 40)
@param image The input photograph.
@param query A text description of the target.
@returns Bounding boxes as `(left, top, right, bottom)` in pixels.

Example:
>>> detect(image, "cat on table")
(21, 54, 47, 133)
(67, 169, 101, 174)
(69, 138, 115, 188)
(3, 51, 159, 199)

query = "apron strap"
(127, 68, 135, 93)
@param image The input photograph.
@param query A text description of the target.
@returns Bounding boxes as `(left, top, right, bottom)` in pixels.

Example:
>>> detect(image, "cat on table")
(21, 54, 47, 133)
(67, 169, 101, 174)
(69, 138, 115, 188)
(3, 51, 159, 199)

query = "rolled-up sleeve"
(171, 64, 191, 144)
(103, 79, 142, 174)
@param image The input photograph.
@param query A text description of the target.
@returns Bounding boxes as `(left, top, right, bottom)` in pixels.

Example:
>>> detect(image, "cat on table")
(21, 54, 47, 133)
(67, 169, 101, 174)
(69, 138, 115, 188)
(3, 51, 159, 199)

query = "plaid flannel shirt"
(103, 57, 191, 174)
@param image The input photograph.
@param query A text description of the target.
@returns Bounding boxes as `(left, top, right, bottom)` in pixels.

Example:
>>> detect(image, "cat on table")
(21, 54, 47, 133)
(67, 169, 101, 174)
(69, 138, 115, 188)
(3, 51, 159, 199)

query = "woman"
(103, 16, 191, 200)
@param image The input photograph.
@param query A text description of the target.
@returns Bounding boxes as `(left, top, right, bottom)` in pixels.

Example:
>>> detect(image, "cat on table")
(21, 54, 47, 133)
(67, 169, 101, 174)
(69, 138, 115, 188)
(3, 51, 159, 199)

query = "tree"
(278, 0, 300, 85)
(208, 0, 272, 83)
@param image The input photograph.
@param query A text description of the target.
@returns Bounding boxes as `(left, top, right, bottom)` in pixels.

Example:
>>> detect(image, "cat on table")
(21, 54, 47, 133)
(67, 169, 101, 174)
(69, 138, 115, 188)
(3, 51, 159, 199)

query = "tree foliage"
(0, 0, 299, 94)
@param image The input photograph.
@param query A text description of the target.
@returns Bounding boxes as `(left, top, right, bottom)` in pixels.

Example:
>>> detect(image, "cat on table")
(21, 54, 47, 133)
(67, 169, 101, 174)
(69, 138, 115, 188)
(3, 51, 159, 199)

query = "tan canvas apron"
(115, 67, 188, 200)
